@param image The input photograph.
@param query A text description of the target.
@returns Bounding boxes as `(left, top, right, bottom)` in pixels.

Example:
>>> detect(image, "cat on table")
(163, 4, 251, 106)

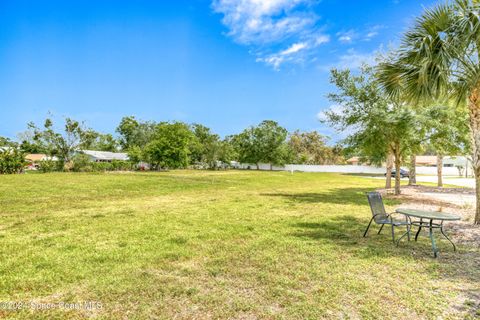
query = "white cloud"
(336, 26, 383, 44)
(317, 104, 344, 121)
(212, 0, 316, 45)
(318, 47, 381, 72)
(315, 34, 330, 45)
(281, 42, 308, 55)
(258, 41, 310, 70)
(212, 0, 329, 69)
(337, 30, 357, 44)
(337, 49, 377, 69)
(363, 25, 383, 41)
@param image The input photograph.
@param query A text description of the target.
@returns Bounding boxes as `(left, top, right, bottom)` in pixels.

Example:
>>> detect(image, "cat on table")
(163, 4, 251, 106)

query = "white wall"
(237, 163, 463, 176)
(285, 164, 386, 174)
(415, 166, 460, 176)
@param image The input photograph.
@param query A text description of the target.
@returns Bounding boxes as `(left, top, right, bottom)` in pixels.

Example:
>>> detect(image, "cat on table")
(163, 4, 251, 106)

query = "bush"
(92, 162, 113, 172)
(0, 148, 26, 174)
(72, 154, 93, 172)
(71, 153, 134, 172)
(111, 160, 134, 171)
(38, 159, 63, 173)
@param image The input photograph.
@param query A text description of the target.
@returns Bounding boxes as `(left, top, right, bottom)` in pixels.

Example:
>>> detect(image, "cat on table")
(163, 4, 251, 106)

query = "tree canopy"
(288, 131, 344, 165)
(231, 120, 291, 169)
(144, 122, 194, 169)
(323, 66, 421, 194)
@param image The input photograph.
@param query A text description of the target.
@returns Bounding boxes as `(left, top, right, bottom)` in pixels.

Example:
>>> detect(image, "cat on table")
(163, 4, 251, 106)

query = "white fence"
(415, 166, 460, 176)
(237, 163, 463, 176)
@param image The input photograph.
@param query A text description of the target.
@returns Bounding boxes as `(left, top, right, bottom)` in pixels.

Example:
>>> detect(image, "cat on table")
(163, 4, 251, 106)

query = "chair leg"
(391, 224, 395, 243)
(407, 224, 411, 241)
(363, 217, 375, 237)
(377, 224, 385, 235)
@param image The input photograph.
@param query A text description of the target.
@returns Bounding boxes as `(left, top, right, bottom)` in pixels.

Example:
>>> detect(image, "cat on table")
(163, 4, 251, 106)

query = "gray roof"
(81, 150, 129, 161)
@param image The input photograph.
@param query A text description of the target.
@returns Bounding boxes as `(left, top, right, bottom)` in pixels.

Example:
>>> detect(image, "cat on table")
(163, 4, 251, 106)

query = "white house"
(79, 150, 129, 162)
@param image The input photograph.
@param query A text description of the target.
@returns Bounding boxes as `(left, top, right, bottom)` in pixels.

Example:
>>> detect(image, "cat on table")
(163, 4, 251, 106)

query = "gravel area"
(379, 186, 480, 245)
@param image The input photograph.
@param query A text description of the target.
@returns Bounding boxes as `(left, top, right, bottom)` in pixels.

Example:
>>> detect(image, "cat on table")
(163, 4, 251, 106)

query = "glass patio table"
(395, 208, 461, 258)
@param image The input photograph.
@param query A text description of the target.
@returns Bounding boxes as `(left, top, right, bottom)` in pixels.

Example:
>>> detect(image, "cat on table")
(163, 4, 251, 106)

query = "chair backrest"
(366, 192, 388, 223)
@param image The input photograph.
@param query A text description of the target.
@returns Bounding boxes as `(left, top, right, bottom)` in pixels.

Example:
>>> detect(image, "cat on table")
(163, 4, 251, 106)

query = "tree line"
(0, 117, 345, 173)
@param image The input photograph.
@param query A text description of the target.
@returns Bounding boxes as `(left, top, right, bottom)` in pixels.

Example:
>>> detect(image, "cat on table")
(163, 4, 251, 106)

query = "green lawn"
(0, 171, 478, 319)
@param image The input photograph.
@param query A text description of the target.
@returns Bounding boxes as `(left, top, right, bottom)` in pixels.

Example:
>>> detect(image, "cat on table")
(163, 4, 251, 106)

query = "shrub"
(92, 162, 113, 172)
(0, 148, 26, 174)
(72, 154, 93, 172)
(111, 160, 134, 171)
(71, 153, 134, 172)
(38, 159, 63, 173)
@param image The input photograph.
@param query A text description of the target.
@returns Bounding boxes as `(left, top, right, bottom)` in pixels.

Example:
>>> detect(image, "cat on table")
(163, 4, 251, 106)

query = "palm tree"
(378, 0, 480, 224)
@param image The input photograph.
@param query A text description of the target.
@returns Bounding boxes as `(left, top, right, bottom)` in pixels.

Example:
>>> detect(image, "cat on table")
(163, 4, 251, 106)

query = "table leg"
(428, 219, 438, 258)
(415, 218, 422, 241)
(440, 222, 456, 252)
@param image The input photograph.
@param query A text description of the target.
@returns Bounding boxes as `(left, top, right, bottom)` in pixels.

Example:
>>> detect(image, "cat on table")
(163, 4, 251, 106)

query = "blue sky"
(0, 0, 437, 142)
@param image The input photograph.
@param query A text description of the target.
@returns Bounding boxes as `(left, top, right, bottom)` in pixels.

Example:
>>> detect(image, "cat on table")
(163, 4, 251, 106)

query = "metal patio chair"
(363, 192, 411, 243)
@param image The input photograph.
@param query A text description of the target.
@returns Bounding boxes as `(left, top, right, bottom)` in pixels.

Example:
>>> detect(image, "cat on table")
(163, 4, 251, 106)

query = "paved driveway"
(366, 175, 476, 188)
(415, 176, 476, 188)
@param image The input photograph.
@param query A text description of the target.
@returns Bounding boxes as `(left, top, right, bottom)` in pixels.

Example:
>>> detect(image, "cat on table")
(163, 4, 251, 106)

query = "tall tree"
(231, 120, 290, 170)
(116, 116, 156, 150)
(190, 124, 227, 169)
(0, 136, 14, 147)
(82, 132, 119, 152)
(28, 118, 93, 164)
(230, 128, 258, 168)
(377, 0, 480, 223)
(323, 66, 420, 195)
(144, 122, 193, 169)
(17, 127, 46, 154)
(288, 131, 345, 164)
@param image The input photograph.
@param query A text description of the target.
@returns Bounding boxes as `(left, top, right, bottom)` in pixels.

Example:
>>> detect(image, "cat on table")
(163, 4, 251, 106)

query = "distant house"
(25, 154, 58, 162)
(443, 156, 470, 168)
(416, 155, 470, 168)
(25, 154, 58, 170)
(346, 157, 362, 165)
(79, 150, 129, 162)
(415, 155, 437, 167)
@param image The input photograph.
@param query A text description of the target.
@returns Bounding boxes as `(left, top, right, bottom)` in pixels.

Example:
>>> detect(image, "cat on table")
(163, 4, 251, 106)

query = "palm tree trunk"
(468, 92, 480, 224)
(394, 145, 401, 195)
(408, 154, 416, 186)
(437, 154, 443, 187)
(386, 152, 393, 189)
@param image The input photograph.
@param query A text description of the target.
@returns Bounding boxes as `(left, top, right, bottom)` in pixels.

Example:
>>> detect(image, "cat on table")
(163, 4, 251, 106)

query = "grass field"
(0, 171, 478, 319)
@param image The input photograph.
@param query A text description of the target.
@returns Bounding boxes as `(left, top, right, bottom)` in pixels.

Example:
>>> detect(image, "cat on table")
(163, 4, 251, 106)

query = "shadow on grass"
(289, 213, 480, 315)
(261, 187, 390, 206)
(340, 173, 385, 177)
(290, 214, 407, 260)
